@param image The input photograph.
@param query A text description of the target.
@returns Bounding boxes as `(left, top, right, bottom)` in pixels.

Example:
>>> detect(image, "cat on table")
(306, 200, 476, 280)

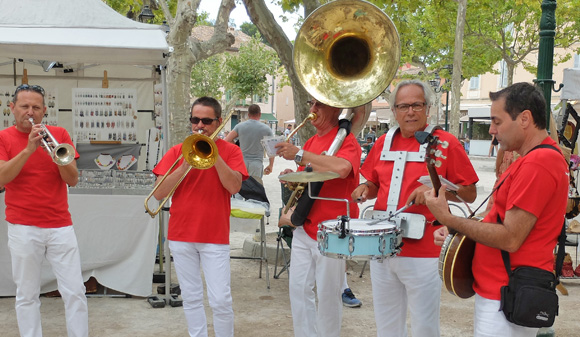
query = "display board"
(0, 86, 59, 130)
(72, 88, 138, 143)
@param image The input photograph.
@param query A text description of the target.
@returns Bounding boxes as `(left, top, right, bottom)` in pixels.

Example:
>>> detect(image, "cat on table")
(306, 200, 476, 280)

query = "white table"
(0, 193, 158, 297)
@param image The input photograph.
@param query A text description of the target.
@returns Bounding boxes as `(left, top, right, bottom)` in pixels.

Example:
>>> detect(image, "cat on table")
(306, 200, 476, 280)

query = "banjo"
(415, 130, 476, 299)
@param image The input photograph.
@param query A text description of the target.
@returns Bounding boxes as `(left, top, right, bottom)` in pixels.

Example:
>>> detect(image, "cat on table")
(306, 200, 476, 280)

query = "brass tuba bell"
(293, 0, 401, 109)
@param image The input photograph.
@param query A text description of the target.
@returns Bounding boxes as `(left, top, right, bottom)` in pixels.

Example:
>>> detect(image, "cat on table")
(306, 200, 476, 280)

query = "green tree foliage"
(240, 22, 270, 45)
(190, 34, 282, 106)
(225, 34, 279, 102)
(464, 0, 580, 85)
(190, 54, 226, 100)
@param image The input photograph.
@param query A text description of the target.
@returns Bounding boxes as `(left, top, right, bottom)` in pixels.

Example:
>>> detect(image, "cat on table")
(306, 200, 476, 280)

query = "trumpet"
(144, 110, 235, 218)
(28, 118, 75, 166)
(281, 112, 317, 214)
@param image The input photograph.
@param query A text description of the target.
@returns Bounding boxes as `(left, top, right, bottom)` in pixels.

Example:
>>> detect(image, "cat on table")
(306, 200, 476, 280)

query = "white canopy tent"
(0, 0, 169, 65)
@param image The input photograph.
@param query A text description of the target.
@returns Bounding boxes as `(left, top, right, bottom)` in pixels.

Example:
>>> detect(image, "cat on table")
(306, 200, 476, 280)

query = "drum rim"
(319, 218, 397, 233)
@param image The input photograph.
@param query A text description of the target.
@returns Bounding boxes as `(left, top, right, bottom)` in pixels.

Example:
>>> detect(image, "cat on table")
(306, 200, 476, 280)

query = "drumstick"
(367, 201, 415, 225)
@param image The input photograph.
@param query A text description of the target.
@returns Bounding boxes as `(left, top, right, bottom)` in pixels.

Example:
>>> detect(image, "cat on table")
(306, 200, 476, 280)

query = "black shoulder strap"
(501, 142, 565, 277)
(527, 143, 561, 155)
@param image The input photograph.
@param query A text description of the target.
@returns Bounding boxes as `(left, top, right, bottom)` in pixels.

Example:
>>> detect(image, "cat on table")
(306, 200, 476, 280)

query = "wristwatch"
(294, 149, 304, 164)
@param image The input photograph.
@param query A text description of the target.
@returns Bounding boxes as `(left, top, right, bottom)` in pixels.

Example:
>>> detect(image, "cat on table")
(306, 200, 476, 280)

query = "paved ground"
(2, 154, 580, 336)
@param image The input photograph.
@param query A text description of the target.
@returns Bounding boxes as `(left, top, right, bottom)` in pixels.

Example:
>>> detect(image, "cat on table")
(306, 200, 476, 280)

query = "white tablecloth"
(0, 193, 158, 297)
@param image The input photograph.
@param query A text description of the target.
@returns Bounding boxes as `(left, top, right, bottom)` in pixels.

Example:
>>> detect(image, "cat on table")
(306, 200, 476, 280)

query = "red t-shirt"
(361, 127, 478, 257)
(152, 139, 248, 244)
(0, 125, 79, 228)
(301, 126, 361, 240)
(473, 137, 568, 300)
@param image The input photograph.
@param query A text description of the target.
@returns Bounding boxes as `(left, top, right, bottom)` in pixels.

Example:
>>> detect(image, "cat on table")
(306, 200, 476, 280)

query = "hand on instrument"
(351, 184, 368, 203)
(424, 184, 452, 222)
(406, 185, 431, 206)
(26, 123, 43, 153)
(433, 226, 449, 247)
(275, 142, 299, 161)
(278, 168, 294, 184)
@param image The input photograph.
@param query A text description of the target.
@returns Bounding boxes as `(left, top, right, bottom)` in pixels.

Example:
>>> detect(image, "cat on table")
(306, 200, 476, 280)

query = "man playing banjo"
(351, 80, 478, 337)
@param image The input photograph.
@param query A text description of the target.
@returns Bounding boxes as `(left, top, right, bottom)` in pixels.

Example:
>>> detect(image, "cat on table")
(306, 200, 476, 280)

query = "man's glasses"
(306, 100, 327, 109)
(14, 84, 45, 97)
(189, 117, 219, 125)
(394, 102, 427, 113)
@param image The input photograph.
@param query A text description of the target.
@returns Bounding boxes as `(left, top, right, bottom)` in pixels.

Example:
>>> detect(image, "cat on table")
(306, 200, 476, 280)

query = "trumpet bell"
(293, 0, 400, 108)
(53, 143, 75, 166)
(182, 133, 218, 169)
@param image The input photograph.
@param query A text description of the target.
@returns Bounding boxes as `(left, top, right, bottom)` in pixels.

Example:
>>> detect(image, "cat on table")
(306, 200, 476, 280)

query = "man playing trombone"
(276, 98, 361, 337)
(152, 96, 248, 337)
(0, 84, 87, 336)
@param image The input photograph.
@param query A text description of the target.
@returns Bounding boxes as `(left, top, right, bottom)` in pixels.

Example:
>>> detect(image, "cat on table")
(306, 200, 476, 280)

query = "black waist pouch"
(500, 266, 558, 328)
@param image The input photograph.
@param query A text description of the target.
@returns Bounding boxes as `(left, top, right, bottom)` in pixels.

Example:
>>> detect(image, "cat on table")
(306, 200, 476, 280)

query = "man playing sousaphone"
(275, 98, 361, 337)
(351, 80, 478, 336)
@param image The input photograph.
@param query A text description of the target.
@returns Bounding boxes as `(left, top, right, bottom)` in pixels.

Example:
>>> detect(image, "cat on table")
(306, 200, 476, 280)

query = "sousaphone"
(293, 0, 401, 111)
(285, 0, 401, 222)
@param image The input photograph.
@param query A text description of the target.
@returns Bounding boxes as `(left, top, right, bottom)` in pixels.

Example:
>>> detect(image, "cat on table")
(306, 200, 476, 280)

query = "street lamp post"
(138, 0, 155, 23)
(429, 66, 453, 131)
(429, 73, 449, 131)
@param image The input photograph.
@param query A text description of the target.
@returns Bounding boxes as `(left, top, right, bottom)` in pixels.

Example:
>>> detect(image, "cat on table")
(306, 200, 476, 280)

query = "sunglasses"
(306, 100, 327, 109)
(15, 84, 45, 96)
(189, 116, 219, 125)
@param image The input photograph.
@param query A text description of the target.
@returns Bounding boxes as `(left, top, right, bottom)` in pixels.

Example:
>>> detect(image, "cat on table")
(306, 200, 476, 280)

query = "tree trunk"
(163, 0, 236, 147)
(242, 0, 315, 144)
(450, 0, 467, 138)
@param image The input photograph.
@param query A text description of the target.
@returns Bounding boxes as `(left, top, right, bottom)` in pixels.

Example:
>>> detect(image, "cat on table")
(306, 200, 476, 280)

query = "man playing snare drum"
(351, 80, 478, 337)
(275, 98, 361, 337)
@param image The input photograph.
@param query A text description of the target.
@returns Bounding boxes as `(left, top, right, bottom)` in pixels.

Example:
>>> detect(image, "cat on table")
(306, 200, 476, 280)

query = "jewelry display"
(0, 86, 59, 131)
(116, 154, 137, 171)
(146, 127, 163, 170)
(73, 169, 155, 190)
(94, 153, 115, 170)
(72, 88, 138, 142)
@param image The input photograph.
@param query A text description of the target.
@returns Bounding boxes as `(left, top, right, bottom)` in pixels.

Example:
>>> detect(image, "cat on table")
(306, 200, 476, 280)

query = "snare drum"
(317, 218, 402, 261)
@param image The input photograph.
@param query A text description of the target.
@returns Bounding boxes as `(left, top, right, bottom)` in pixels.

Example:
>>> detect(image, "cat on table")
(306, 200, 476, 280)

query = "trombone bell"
(182, 133, 218, 169)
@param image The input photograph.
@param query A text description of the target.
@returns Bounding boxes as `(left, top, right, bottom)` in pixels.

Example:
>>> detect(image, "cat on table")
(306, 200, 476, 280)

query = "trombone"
(144, 110, 234, 218)
(28, 118, 75, 166)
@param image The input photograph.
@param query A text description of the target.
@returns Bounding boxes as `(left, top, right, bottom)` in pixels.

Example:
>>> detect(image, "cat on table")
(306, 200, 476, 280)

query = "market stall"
(0, 0, 169, 296)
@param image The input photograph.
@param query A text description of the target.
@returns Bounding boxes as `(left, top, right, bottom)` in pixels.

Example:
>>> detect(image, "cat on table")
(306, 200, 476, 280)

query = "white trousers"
(289, 227, 345, 337)
(474, 294, 539, 337)
(370, 256, 441, 337)
(7, 223, 88, 337)
(169, 240, 234, 337)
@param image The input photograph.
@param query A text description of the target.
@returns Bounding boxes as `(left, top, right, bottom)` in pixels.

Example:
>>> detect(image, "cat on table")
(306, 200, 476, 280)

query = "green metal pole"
(536, 4, 557, 337)
(535, 0, 557, 131)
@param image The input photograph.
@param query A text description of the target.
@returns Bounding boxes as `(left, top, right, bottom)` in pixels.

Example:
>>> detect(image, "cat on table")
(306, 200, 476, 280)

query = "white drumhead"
(320, 218, 396, 232)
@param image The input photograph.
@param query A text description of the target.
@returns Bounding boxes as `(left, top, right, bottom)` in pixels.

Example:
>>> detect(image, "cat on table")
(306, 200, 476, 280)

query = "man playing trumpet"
(0, 84, 87, 336)
(276, 98, 361, 337)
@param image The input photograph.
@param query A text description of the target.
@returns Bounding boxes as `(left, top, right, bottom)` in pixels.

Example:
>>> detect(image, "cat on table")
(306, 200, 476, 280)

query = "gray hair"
(388, 80, 436, 109)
